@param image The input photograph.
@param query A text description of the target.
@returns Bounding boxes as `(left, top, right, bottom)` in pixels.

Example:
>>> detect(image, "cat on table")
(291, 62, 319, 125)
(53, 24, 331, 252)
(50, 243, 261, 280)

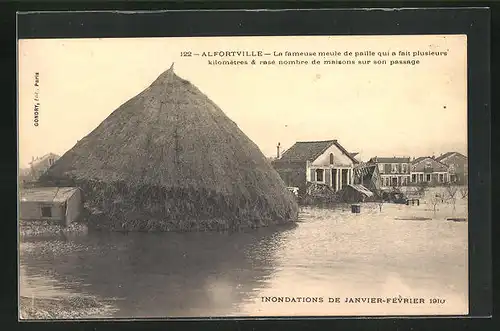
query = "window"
(378, 163, 384, 173)
(426, 174, 431, 182)
(402, 163, 407, 173)
(391, 164, 398, 173)
(329, 153, 334, 165)
(41, 206, 52, 217)
(316, 169, 324, 182)
(411, 174, 416, 182)
(439, 174, 444, 182)
(48, 158, 54, 166)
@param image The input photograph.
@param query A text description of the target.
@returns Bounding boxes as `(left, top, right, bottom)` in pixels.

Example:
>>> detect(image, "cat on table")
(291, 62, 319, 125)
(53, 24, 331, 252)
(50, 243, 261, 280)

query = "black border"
(7, 5, 492, 331)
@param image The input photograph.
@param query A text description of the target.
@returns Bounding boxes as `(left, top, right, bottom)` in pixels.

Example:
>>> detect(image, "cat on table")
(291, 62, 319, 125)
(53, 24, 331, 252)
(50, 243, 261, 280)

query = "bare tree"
(445, 183, 459, 214)
(374, 189, 384, 212)
(459, 185, 468, 199)
(377, 200, 384, 212)
(429, 191, 443, 217)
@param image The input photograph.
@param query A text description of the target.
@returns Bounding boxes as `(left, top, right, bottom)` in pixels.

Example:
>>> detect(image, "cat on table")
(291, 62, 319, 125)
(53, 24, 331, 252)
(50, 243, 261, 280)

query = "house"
(435, 152, 468, 184)
(19, 187, 83, 226)
(368, 156, 411, 188)
(410, 156, 450, 185)
(353, 162, 381, 192)
(272, 140, 358, 194)
(27, 153, 60, 182)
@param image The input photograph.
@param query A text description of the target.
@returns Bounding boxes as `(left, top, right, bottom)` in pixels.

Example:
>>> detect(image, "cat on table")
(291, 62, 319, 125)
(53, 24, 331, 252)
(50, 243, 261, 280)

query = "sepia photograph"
(18, 34, 469, 319)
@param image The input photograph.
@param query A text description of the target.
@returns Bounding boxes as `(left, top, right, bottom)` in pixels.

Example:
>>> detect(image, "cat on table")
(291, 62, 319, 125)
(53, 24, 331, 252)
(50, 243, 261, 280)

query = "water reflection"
(21, 223, 297, 318)
(20, 202, 468, 318)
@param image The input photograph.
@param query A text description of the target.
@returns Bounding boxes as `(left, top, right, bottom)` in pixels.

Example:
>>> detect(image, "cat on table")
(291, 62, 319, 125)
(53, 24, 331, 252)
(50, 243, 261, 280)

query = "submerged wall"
(44, 178, 299, 232)
(19, 201, 65, 224)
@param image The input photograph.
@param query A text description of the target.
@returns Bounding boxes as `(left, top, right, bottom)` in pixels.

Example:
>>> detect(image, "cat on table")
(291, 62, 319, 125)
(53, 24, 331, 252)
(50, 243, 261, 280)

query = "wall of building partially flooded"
(19, 201, 65, 223)
(64, 190, 82, 226)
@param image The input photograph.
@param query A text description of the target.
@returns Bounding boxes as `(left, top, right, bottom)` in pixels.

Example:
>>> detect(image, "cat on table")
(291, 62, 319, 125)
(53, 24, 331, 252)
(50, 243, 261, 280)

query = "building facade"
(410, 156, 450, 185)
(28, 153, 60, 181)
(272, 140, 358, 194)
(435, 152, 468, 184)
(368, 156, 411, 188)
(19, 187, 83, 226)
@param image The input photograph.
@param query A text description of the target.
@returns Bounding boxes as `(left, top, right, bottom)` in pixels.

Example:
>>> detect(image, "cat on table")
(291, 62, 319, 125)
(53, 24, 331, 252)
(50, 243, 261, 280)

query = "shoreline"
(19, 295, 116, 320)
(19, 217, 298, 237)
(19, 220, 88, 238)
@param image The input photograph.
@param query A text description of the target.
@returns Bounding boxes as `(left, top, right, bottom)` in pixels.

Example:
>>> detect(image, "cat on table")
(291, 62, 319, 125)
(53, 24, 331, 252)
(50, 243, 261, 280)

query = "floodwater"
(20, 194, 468, 318)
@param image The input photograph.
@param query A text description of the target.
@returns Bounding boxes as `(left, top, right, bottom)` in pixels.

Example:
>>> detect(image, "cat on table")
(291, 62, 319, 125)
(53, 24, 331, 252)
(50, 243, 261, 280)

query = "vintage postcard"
(18, 34, 468, 319)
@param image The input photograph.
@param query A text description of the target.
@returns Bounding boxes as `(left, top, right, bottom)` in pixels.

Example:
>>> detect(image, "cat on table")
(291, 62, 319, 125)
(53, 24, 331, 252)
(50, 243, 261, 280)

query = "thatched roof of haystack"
(42, 65, 298, 230)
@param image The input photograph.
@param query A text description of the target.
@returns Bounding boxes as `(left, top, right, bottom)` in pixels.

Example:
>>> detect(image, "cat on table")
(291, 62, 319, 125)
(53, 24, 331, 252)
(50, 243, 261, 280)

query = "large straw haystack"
(41, 65, 298, 231)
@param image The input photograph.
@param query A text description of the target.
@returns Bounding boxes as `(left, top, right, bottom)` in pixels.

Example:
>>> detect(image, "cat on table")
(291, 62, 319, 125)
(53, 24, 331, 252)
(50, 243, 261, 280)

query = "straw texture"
(42, 66, 298, 231)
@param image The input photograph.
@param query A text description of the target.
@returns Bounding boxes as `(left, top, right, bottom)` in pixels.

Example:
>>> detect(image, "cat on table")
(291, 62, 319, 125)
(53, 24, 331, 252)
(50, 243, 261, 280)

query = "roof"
(347, 184, 374, 197)
(411, 157, 449, 172)
(353, 163, 377, 177)
(354, 162, 376, 169)
(411, 156, 429, 165)
(411, 156, 448, 167)
(435, 152, 467, 162)
(370, 156, 411, 163)
(279, 140, 358, 164)
(19, 187, 79, 203)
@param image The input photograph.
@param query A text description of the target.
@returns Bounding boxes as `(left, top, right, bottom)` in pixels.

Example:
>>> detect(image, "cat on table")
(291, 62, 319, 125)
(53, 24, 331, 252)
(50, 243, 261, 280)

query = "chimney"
(277, 142, 281, 159)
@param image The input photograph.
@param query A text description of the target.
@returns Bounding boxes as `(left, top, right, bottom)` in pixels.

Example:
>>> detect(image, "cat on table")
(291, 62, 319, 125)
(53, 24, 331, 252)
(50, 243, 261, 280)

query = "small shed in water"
(338, 184, 374, 203)
(19, 187, 83, 226)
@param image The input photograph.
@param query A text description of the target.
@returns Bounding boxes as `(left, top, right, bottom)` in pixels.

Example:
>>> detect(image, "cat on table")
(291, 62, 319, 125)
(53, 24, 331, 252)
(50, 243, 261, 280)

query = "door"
(341, 169, 348, 187)
(332, 169, 337, 190)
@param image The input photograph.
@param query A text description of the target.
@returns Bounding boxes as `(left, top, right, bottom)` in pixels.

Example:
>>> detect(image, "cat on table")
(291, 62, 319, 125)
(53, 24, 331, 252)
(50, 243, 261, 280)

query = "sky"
(18, 35, 467, 168)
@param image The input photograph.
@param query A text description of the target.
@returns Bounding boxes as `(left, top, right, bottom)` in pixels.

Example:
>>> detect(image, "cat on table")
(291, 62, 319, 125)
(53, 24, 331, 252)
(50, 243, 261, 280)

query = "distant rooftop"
(28, 153, 60, 165)
(369, 156, 411, 163)
(411, 156, 430, 164)
(278, 140, 358, 164)
(435, 152, 467, 162)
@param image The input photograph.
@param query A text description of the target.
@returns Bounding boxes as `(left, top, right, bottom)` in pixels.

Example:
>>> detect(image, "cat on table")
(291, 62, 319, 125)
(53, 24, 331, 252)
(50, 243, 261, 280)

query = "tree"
(459, 186, 468, 199)
(445, 183, 459, 215)
(374, 189, 384, 212)
(429, 193, 443, 217)
(377, 200, 384, 212)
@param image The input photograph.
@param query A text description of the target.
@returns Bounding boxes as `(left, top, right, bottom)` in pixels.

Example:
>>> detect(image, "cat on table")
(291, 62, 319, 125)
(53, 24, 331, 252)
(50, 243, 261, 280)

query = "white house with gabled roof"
(272, 140, 359, 193)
